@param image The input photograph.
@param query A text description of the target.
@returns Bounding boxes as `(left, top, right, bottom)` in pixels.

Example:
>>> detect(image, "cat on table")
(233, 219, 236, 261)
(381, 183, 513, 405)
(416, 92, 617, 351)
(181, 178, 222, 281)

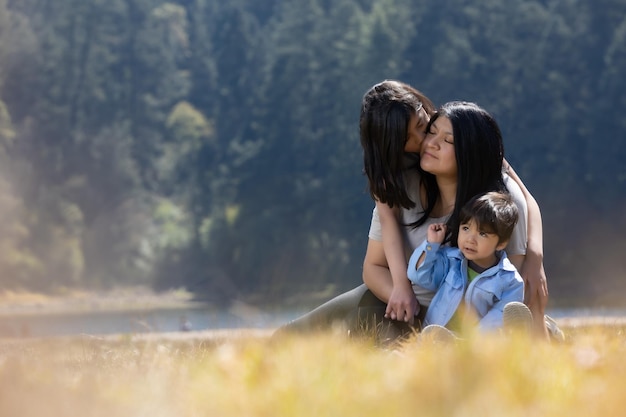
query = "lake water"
(0, 305, 305, 338)
(1, 305, 625, 339)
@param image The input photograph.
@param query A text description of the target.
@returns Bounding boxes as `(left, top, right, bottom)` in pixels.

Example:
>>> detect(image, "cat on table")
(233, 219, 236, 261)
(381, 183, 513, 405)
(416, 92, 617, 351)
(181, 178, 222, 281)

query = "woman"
(277, 81, 550, 340)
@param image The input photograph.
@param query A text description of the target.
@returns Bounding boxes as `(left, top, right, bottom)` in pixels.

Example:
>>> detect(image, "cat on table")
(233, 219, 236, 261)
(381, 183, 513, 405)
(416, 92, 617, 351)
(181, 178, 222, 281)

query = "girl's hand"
(385, 281, 419, 324)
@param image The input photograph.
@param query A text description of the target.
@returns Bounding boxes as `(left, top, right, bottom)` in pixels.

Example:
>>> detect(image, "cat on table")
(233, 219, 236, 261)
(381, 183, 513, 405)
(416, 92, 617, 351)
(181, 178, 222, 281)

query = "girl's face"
(420, 116, 457, 178)
(404, 107, 430, 153)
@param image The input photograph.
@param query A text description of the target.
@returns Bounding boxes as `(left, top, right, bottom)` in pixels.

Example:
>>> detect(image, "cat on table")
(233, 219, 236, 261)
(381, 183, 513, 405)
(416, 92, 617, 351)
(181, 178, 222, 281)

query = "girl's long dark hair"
(416, 101, 506, 245)
(360, 80, 435, 209)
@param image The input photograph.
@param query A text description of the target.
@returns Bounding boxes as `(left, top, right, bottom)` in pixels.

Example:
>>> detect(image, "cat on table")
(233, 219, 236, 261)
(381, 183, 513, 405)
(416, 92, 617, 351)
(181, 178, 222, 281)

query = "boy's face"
(457, 219, 507, 270)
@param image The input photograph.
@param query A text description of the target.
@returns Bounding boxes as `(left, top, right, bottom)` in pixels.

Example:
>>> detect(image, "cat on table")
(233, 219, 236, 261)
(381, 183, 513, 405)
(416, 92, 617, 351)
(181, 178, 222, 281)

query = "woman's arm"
(363, 202, 418, 324)
(504, 161, 549, 337)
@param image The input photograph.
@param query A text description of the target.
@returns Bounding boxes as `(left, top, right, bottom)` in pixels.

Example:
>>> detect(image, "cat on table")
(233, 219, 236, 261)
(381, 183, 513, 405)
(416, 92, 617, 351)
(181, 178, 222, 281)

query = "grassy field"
(0, 323, 624, 417)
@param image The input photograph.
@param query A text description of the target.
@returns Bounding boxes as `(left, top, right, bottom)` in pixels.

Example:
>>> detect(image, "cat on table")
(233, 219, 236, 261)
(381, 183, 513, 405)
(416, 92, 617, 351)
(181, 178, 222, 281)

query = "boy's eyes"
(461, 225, 494, 237)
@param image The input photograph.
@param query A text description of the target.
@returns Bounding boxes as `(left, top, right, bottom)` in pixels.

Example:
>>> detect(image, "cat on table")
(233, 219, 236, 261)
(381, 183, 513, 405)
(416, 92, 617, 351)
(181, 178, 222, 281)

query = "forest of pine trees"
(0, 0, 625, 307)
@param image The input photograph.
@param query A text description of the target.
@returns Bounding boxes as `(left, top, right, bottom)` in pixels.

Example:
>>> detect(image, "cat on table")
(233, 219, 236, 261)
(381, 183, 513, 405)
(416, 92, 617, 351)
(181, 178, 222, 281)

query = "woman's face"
(420, 116, 457, 178)
(404, 107, 430, 153)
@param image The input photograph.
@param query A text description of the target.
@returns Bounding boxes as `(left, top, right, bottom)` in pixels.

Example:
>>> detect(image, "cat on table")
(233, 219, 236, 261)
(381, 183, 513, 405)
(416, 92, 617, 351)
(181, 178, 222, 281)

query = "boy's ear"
(496, 240, 508, 251)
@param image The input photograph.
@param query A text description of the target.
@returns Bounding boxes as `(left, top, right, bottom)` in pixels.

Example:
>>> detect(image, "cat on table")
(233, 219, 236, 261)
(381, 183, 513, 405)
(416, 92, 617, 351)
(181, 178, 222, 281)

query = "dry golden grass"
(1, 325, 624, 417)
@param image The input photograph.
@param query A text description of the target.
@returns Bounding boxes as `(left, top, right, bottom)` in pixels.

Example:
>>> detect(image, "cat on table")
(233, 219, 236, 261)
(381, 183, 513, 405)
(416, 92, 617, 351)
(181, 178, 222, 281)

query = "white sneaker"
(419, 324, 458, 344)
(545, 315, 565, 342)
(503, 302, 533, 334)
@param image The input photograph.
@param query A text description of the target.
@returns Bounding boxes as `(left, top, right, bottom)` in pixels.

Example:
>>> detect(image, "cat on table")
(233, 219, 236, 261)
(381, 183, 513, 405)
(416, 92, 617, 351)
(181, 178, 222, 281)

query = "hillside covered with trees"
(0, 0, 625, 307)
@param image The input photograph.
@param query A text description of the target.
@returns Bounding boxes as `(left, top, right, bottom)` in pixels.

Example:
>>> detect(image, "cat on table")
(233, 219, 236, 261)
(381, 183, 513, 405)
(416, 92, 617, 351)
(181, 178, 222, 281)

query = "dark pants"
(275, 284, 426, 344)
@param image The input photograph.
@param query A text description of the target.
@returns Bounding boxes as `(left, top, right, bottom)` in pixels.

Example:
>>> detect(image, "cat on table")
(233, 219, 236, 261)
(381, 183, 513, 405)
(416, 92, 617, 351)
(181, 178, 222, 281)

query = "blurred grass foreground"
(1, 325, 625, 417)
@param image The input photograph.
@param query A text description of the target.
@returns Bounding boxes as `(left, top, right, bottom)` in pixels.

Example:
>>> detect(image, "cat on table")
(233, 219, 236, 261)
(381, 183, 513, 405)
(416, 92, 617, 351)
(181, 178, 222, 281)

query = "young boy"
(407, 191, 525, 333)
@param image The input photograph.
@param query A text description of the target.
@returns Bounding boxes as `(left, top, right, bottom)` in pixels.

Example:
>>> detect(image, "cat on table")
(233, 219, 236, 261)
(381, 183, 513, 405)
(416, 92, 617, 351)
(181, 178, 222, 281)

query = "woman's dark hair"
(459, 191, 518, 245)
(418, 101, 506, 245)
(360, 80, 435, 209)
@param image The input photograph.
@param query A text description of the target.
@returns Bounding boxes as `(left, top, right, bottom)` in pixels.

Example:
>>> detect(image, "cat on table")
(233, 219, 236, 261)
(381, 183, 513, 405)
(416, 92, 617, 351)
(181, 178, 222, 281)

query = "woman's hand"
(384, 280, 419, 324)
(520, 249, 549, 330)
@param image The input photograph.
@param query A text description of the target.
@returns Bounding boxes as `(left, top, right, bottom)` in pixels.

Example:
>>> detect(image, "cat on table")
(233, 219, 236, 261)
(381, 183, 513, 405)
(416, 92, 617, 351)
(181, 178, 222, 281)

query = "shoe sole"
(503, 301, 533, 333)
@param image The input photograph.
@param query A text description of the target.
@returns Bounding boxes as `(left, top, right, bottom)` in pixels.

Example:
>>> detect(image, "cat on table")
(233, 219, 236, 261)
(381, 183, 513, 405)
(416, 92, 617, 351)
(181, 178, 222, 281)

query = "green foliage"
(160, 100, 214, 190)
(152, 199, 192, 250)
(0, 177, 43, 287)
(0, 0, 624, 305)
(166, 101, 213, 144)
(0, 101, 14, 148)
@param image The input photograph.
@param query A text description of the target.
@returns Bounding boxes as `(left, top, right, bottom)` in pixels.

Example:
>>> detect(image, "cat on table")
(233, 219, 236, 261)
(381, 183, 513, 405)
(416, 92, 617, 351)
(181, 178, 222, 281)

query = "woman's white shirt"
(367, 167, 528, 306)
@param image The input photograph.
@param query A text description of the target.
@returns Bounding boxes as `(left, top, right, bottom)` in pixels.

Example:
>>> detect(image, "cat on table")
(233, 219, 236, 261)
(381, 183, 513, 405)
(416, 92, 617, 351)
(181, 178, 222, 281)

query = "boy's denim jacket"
(407, 240, 524, 331)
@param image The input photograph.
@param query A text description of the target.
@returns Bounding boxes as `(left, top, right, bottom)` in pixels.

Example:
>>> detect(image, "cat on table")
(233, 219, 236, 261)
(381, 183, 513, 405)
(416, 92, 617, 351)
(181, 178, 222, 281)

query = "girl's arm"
(504, 161, 549, 338)
(362, 201, 418, 324)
